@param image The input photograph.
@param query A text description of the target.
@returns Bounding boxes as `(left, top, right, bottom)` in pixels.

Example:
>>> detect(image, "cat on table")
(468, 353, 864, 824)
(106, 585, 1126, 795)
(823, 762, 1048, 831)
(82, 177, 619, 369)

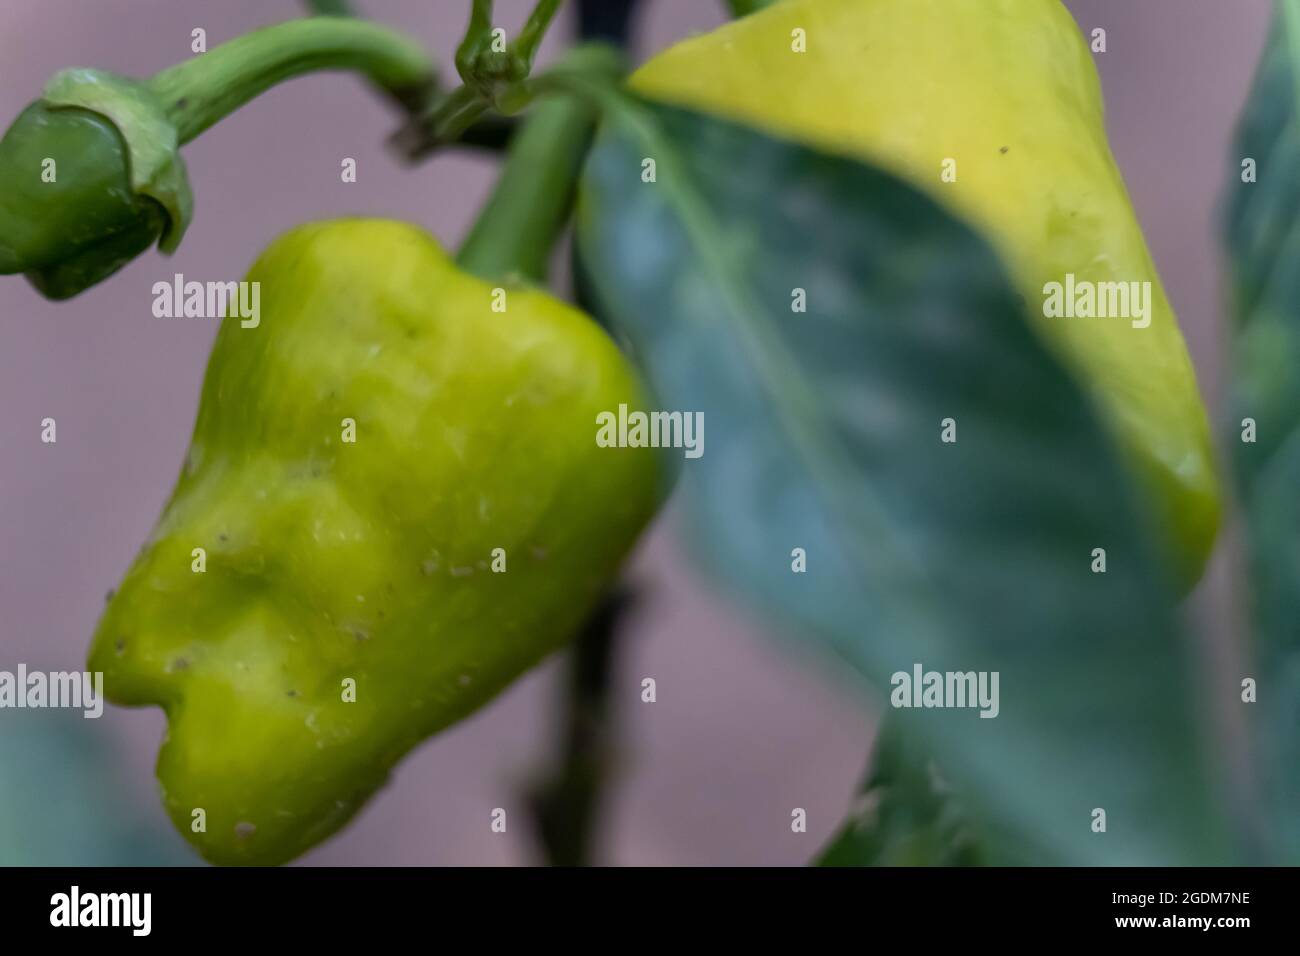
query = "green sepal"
(42, 68, 193, 251)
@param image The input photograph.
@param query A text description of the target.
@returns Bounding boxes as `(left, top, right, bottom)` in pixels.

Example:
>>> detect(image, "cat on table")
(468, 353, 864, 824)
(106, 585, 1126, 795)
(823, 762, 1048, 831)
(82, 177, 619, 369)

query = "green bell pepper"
(88, 218, 661, 865)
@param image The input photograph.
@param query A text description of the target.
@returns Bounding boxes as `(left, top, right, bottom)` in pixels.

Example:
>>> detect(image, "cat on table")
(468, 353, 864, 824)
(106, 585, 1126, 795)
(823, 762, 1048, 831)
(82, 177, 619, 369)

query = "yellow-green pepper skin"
(89, 219, 660, 866)
(632, 0, 1220, 589)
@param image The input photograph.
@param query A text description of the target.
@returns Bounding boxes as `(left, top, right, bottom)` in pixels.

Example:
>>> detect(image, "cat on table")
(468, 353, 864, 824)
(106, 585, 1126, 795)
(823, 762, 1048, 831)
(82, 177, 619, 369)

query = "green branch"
(148, 18, 435, 144)
(525, 587, 637, 866)
(457, 44, 624, 283)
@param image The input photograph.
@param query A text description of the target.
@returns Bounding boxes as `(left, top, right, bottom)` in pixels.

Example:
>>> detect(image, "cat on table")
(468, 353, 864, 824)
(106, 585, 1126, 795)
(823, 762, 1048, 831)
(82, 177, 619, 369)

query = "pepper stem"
(147, 18, 435, 145)
(516, 0, 566, 69)
(455, 0, 566, 111)
(455, 44, 623, 285)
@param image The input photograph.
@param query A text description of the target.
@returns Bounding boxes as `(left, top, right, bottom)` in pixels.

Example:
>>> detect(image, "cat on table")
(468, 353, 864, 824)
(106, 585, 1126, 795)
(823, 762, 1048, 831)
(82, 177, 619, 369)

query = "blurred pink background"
(0, 0, 1271, 864)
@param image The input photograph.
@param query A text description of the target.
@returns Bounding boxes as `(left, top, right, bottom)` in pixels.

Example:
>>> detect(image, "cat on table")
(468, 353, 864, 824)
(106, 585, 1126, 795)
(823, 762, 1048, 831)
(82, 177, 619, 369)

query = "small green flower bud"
(0, 69, 192, 300)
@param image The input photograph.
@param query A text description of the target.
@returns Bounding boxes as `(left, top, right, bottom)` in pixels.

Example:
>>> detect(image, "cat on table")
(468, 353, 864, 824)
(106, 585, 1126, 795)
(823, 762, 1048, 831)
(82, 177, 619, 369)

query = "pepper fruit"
(631, 0, 1220, 589)
(88, 219, 661, 866)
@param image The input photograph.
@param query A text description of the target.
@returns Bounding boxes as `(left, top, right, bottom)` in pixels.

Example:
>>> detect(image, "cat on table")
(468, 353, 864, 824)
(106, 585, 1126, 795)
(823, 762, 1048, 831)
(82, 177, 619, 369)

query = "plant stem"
(456, 115, 518, 152)
(525, 586, 638, 866)
(423, 84, 490, 146)
(517, 0, 566, 68)
(147, 18, 435, 145)
(466, 0, 496, 47)
(455, 43, 623, 283)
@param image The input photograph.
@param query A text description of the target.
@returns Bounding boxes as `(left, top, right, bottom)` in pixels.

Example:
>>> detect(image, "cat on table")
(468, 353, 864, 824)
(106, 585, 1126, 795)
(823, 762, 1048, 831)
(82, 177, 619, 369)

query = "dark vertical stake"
(576, 0, 641, 46)
(526, 588, 640, 866)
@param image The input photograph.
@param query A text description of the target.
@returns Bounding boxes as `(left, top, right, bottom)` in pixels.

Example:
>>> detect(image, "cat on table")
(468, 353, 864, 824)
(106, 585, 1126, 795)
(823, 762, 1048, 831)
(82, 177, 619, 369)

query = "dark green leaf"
(1224, 0, 1300, 863)
(576, 93, 1232, 864)
(818, 721, 987, 867)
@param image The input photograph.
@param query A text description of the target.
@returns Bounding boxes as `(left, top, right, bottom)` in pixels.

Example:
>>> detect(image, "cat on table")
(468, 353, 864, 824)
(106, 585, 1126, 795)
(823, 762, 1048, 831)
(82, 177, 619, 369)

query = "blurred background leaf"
(1224, 0, 1300, 864)
(576, 94, 1234, 865)
(305, 0, 356, 16)
(817, 718, 986, 866)
(0, 710, 191, 865)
